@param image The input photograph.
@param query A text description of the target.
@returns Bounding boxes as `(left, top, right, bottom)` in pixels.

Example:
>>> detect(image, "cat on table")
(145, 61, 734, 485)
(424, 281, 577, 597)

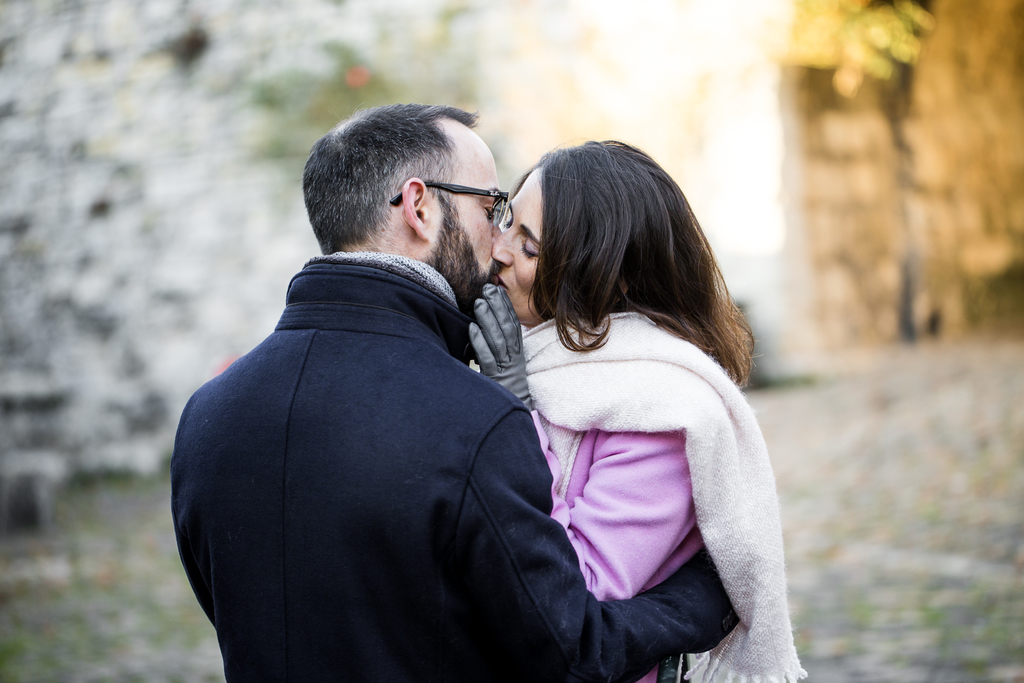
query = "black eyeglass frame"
(389, 182, 512, 231)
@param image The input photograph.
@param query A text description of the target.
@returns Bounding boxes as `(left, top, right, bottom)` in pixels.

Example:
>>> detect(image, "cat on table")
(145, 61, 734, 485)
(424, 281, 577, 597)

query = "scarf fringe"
(685, 651, 808, 683)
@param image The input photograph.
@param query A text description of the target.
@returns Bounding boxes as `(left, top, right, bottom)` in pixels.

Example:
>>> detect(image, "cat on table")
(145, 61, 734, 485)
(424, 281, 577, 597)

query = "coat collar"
(305, 251, 458, 308)
(279, 262, 474, 364)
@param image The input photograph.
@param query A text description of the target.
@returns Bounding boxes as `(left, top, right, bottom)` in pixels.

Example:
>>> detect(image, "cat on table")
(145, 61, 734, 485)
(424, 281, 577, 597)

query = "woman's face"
(491, 169, 543, 327)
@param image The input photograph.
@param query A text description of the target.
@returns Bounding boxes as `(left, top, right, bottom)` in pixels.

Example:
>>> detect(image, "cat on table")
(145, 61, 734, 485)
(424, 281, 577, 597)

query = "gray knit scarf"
(306, 251, 458, 309)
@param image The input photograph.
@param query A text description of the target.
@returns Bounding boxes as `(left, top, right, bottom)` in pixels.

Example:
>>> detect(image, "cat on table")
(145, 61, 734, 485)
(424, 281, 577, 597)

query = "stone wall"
(906, 0, 1024, 332)
(0, 0, 485, 508)
(788, 68, 907, 347)
(0, 0, 343, 487)
(786, 0, 1024, 351)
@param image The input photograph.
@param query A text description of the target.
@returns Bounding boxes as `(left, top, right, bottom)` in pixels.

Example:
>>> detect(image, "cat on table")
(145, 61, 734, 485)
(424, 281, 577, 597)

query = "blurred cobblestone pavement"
(0, 476, 225, 682)
(750, 338, 1024, 683)
(0, 337, 1021, 681)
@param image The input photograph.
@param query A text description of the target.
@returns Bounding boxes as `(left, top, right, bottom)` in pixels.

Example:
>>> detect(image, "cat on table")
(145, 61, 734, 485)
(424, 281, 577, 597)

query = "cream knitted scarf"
(523, 313, 806, 683)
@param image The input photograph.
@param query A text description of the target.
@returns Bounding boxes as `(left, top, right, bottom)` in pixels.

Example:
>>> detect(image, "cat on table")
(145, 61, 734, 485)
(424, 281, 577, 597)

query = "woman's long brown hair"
(525, 141, 754, 385)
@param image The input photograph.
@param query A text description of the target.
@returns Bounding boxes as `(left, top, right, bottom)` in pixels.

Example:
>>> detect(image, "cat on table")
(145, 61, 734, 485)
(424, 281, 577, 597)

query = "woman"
(470, 141, 805, 683)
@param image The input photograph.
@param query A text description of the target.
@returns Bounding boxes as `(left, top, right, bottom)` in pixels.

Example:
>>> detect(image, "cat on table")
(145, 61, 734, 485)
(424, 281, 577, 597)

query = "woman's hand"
(469, 284, 533, 410)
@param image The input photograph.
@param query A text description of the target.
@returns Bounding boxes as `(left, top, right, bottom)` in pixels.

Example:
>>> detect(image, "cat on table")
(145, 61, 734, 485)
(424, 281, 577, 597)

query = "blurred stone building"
(0, 0, 1021, 525)
(784, 0, 1024, 353)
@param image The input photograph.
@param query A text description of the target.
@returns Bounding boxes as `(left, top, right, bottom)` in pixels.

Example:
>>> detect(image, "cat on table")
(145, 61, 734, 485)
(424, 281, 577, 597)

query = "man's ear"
(397, 178, 439, 247)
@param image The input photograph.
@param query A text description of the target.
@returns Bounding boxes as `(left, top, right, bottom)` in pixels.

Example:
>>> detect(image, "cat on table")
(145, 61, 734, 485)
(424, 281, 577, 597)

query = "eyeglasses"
(389, 182, 513, 233)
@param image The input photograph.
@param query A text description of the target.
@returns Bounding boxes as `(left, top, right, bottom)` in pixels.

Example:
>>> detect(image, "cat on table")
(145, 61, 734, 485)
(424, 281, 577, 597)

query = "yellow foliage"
(788, 0, 935, 96)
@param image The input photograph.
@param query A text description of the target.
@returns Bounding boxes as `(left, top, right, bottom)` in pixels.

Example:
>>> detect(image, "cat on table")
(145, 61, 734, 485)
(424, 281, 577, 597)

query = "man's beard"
(427, 199, 495, 315)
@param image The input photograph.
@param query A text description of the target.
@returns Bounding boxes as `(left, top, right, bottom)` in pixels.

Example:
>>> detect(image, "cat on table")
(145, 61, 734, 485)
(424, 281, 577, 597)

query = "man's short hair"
(302, 104, 479, 254)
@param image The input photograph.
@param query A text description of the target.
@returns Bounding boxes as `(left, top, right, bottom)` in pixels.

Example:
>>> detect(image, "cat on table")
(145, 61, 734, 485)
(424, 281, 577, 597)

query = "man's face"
(428, 120, 501, 310)
(427, 197, 495, 315)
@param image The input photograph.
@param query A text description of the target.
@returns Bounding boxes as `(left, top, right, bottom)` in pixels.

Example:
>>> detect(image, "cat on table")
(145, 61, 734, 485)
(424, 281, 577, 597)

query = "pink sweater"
(533, 413, 705, 683)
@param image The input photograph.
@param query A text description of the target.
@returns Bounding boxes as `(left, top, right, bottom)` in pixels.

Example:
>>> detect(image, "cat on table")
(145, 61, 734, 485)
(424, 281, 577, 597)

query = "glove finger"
(469, 323, 500, 376)
(494, 285, 524, 355)
(482, 284, 521, 358)
(474, 294, 510, 366)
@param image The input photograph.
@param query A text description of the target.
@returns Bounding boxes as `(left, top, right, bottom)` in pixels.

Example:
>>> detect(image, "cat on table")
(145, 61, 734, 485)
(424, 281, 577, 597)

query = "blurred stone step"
(0, 451, 68, 533)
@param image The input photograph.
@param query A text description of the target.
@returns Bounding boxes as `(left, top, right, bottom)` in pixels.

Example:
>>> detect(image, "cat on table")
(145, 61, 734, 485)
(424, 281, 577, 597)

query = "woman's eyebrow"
(520, 224, 541, 244)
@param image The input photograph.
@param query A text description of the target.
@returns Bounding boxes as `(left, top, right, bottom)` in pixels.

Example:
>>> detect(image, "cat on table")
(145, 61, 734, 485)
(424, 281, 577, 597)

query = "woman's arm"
(532, 414, 701, 601)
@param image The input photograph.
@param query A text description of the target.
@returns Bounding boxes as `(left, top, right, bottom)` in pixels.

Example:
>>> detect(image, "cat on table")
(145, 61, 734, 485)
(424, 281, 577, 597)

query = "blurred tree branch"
(788, 0, 935, 97)
(249, 1, 480, 166)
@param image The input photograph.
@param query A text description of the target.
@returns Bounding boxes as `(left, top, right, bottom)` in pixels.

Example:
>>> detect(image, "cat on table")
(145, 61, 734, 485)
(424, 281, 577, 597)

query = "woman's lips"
(494, 274, 506, 289)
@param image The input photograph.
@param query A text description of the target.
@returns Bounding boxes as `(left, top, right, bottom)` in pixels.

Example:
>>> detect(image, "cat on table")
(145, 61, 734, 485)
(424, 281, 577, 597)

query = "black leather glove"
(469, 284, 533, 411)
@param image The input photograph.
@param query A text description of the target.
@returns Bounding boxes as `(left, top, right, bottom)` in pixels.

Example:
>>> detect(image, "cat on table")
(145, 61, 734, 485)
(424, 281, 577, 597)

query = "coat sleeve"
(170, 396, 216, 626)
(455, 407, 734, 683)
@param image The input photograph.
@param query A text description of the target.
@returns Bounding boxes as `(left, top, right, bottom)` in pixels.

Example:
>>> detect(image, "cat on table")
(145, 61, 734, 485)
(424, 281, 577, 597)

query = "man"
(171, 104, 735, 682)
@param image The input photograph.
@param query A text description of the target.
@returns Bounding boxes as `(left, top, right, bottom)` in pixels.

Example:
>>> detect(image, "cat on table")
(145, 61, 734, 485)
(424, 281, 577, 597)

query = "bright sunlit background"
(1, 0, 1022, 680)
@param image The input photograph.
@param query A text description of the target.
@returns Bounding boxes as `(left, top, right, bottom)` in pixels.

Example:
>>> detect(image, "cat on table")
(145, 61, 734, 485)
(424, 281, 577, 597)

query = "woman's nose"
(491, 226, 513, 265)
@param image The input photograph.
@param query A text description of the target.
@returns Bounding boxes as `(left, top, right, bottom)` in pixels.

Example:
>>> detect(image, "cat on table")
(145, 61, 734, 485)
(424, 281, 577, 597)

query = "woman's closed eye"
(519, 224, 541, 258)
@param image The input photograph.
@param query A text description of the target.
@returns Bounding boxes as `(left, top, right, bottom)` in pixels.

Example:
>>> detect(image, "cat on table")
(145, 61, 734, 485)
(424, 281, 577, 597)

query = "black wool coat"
(171, 263, 735, 683)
